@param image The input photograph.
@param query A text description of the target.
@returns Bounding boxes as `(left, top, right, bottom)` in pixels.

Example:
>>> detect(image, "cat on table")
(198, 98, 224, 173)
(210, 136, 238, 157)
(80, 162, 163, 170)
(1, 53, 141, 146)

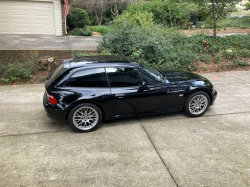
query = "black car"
(43, 55, 217, 132)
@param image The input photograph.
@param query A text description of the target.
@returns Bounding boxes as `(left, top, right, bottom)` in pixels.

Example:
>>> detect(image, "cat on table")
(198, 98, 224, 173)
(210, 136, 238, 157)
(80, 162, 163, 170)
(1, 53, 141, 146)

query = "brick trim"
(0, 50, 98, 64)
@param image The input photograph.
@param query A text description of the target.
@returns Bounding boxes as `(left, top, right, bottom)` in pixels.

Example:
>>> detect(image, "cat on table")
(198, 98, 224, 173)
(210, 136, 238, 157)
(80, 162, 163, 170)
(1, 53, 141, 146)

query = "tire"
(68, 103, 102, 133)
(184, 91, 210, 117)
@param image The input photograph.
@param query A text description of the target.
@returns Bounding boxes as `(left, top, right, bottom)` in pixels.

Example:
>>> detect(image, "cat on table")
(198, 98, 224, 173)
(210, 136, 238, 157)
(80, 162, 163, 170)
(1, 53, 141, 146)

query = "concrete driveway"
(0, 71, 250, 187)
(0, 35, 101, 50)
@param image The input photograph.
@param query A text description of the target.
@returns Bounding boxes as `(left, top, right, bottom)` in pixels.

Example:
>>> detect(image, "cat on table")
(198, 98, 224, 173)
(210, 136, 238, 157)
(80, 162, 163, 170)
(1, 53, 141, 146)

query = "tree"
(109, 0, 135, 17)
(71, 0, 108, 25)
(187, 0, 241, 38)
(72, 0, 136, 25)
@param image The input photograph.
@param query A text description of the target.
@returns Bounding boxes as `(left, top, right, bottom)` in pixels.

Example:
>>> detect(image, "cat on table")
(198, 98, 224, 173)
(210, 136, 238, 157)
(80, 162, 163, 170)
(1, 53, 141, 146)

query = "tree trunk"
(94, 8, 102, 25)
(111, 1, 118, 17)
(212, 0, 217, 38)
(115, 2, 118, 17)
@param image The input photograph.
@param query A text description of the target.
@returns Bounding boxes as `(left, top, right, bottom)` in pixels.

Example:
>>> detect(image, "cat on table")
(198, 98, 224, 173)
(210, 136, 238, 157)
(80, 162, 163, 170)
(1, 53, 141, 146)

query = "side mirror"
(139, 81, 148, 92)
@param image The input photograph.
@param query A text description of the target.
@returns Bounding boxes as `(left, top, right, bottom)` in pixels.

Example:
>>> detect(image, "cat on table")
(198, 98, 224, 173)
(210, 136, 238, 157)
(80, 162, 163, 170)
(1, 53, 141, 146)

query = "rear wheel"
(68, 103, 102, 132)
(184, 91, 210, 117)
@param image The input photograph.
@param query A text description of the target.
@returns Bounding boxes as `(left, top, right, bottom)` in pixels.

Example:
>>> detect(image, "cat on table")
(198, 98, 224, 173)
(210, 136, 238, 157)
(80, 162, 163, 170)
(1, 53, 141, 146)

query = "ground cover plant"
(214, 16, 250, 29)
(68, 28, 92, 36)
(85, 26, 111, 34)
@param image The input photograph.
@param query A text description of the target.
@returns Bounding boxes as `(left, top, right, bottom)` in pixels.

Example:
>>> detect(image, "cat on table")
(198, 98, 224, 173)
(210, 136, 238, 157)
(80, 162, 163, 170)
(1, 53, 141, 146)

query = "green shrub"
(215, 53, 222, 64)
(238, 49, 250, 57)
(124, 0, 201, 27)
(86, 26, 111, 35)
(233, 60, 249, 67)
(199, 54, 212, 64)
(0, 63, 6, 76)
(68, 28, 92, 36)
(67, 8, 90, 30)
(0, 60, 36, 83)
(224, 49, 238, 59)
(245, 2, 250, 10)
(98, 13, 250, 70)
(99, 12, 198, 69)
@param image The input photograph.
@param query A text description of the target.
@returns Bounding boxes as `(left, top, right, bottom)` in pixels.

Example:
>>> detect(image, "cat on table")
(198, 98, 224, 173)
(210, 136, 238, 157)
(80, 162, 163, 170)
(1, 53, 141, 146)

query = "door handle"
(115, 94, 125, 98)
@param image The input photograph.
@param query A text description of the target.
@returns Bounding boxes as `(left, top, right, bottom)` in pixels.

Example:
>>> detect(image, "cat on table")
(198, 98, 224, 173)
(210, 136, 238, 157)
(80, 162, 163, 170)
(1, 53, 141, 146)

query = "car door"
(106, 67, 167, 115)
(138, 70, 167, 111)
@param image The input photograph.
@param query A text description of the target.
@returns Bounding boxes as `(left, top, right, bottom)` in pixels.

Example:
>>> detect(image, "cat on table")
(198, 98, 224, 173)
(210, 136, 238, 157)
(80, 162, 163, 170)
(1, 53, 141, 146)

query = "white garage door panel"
(36, 28, 53, 34)
(0, 1, 55, 34)
(0, 10, 7, 14)
(0, 26, 8, 32)
(13, 28, 31, 32)
(0, 19, 8, 23)
(0, 4, 8, 33)
(10, 1, 29, 6)
(34, 11, 51, 16)
(11, 10, 29, 15)
(33, 2, 50, 7)
(12, 19, 30, 24)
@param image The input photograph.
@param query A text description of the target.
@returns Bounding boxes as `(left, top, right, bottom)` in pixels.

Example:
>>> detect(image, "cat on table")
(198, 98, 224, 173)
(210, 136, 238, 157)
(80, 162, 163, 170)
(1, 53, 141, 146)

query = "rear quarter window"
(64, 68, 109, 88)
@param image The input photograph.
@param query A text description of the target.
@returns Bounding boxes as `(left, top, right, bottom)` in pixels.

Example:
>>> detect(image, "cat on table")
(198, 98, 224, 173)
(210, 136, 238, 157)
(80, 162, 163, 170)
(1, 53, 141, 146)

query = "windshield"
(140, 64, 164, 81)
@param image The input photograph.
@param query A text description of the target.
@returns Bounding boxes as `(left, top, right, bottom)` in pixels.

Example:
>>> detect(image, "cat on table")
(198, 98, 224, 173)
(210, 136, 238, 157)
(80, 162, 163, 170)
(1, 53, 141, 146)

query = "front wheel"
(68, 103, 102, 133)
(184, 91, 210, 117)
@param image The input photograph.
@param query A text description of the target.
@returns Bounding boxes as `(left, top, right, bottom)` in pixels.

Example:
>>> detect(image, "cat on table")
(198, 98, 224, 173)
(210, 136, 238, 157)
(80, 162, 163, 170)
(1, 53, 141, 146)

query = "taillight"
(47, 93, 58, 105)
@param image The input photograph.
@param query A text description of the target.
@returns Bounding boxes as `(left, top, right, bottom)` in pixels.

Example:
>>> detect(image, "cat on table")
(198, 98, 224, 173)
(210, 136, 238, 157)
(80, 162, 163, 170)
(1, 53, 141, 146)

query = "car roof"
(63, 55, 139, 69)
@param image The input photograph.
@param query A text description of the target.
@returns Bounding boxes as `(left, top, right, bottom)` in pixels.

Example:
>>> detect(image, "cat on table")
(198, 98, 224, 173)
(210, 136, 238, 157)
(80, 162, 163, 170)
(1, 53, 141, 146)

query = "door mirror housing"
(139, 81, 148, 92)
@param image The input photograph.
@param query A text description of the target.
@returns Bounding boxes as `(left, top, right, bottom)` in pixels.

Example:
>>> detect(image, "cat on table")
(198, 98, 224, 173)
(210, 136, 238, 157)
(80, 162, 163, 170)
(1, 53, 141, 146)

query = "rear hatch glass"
(46, 64, 65, 87)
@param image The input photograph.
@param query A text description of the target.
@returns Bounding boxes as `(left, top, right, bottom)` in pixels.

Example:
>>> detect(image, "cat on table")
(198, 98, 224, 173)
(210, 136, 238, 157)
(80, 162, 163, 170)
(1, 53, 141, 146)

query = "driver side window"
(106, 67, 142, 87)
(139, 71, 159, 84)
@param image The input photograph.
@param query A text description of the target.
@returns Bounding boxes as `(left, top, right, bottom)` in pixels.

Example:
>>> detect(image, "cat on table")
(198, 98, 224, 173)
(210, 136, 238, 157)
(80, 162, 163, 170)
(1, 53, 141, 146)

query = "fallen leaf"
(2, 163, 9, 167)
(12, 85, 17, 88)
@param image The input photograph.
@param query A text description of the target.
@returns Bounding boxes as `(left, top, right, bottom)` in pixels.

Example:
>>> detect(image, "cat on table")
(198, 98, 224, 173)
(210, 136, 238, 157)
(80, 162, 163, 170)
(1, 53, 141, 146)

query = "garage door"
(0, 1, 55, 34)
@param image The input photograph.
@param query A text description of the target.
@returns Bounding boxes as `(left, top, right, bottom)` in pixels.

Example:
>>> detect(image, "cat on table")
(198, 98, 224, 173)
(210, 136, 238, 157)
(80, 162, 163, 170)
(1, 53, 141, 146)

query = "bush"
(245, 2, 250, 10)
(68, 28, 92, 36)
(124, 0, 201, 27)
(99, 12, 197, 69)
(67, 8, 90, 30)
(0, 62, 6, 76)
(98, 13, 250, 70)
(224, 49, 238, 59)
(99, 12, 166, 62)
(0, 60, 37, 83)
(238, 49, 250, 57)
(86, 26, 111, 35)
(199, 54, 211, 64)
(215, 53, 222, 64)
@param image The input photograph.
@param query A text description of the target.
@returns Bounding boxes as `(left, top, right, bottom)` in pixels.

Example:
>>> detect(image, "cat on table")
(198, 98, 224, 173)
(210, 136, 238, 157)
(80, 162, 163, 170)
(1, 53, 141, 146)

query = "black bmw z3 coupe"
(43, 55, 217, 132)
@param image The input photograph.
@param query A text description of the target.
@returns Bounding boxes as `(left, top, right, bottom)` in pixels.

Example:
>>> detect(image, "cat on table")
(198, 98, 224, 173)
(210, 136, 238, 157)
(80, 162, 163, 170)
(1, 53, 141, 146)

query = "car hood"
(158, 69, 209, 83)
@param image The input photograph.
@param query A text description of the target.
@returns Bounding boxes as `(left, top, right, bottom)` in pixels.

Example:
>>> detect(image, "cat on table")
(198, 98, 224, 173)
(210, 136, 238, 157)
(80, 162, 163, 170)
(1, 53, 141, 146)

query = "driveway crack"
(224, 73, 250, 84)
(138, 118, 179, 187)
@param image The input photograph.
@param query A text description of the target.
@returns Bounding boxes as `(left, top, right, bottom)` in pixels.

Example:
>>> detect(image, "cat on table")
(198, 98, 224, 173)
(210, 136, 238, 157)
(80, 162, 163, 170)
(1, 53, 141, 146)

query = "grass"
(85, 25, 111, 35)
(216, 16, 250, 29)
